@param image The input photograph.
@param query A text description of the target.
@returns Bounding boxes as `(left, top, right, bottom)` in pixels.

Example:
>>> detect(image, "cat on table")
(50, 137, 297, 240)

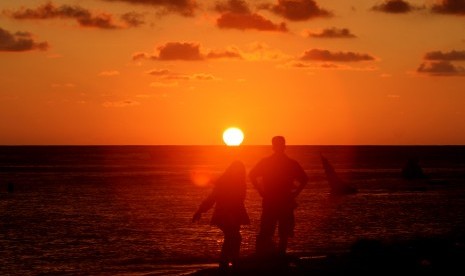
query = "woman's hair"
(222, 160, 246, 182)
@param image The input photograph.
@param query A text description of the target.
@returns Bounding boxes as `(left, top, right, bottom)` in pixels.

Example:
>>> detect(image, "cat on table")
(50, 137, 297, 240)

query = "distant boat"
(401, 158, 449, 187)
(401, 157, 428, 181)
(320, 155, 358, 195)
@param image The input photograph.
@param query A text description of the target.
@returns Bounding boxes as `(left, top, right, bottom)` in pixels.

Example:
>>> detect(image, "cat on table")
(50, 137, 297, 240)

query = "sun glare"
(223, 127, 244, 146)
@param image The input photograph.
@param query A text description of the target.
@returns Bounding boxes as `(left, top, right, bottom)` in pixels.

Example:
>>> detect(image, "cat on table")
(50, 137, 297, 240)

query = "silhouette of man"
(249, 136, 308, 257)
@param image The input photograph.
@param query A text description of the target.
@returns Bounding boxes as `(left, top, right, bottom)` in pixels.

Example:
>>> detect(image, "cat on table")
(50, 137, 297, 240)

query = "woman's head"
(224, 160, 246, 180)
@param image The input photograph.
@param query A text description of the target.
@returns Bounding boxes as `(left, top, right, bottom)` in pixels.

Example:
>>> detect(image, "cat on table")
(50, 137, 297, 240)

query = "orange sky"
(1, 0, 464, 145)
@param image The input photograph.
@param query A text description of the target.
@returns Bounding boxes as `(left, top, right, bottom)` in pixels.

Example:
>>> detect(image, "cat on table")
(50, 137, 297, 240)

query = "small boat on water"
(320, 155, 358, 195)
(400, 157, 449, 188)
(401, 157, 428, 181)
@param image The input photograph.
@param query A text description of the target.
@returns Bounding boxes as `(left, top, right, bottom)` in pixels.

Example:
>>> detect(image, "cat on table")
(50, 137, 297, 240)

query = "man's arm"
(292, 179, 307, 198)
(250, 176, 264, 197)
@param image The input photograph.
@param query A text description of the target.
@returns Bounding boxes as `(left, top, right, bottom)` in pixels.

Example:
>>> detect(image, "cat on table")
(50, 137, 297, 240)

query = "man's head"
(272, 136, 286, 153)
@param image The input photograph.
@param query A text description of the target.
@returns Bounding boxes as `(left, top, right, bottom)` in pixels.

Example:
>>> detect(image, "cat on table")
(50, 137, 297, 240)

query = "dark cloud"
(4, 2, 142, 29)
(134, 42, 205, 61)
(424, 50, 465, 61)
(7, 2, 90, 19)
(214, 1, 288, 32)
(102, 0, 198, 16)
(141, 45, 242, 60)
(417, 61, 465, 76)
(372, 0, 415, 13)
(217, 12, 287, 32)
(0, 27, 48, 52)
(432, 0, 465, 15)
(215, 0, 250, 14)
(134, 42, 285, 62)
(120, 12, 145, 27)
(267, 0, 332, 21)
(77, 13, 121, 29)
(132, 52, 150, 61)
(156, 42, 203, 60)
(300, 49, 375, 62)
(307, 27, 356, 38)
(417, 49, 465, 76)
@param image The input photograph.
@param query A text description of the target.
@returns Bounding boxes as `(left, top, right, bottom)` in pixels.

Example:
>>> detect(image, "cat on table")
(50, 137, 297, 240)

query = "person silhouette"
(249, 136, 308, 257)
(193, 160, 250, 272)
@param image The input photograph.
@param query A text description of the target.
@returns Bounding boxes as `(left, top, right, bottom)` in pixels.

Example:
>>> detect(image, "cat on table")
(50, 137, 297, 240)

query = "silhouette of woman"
(193, 160, 250, 272)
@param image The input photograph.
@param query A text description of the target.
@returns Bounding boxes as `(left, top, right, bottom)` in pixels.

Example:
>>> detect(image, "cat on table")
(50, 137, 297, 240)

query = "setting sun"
(223, 127, 244, 146)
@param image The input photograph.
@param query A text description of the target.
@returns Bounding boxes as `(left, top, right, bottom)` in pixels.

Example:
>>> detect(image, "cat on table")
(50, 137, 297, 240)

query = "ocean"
(1, 146, 464, 275)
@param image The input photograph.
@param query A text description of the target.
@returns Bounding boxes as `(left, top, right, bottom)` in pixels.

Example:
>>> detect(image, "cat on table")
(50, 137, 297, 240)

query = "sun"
(223, 127, 244, 146)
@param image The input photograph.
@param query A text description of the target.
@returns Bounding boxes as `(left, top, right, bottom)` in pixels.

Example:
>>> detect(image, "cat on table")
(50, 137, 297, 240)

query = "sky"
(1, 0, 464, 145)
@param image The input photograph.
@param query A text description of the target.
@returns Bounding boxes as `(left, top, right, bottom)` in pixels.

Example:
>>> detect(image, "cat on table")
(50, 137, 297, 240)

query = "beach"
(187, 235, 465, 276)
(1, 146, 465, 275)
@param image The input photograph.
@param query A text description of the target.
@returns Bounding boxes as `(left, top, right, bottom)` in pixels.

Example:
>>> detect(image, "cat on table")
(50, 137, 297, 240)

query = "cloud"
(266, 0, 332, 21)
(134, 42, 289, 62)
(146, 68, 173, 76)
(217, 12, 287, 32)
(372, 0, 416, 13)
(206, 48, 243, 59)
(146, 68, 220, 82)
(305, 27, 356, 38)
(102, 0, 197, 17)
(5, 2, 89, 20)
(284, 61, 313, 68)
(120, 12, 145, 27)
(215, 0, 251, 14)
(417, 61, 465, 76)
(424, 50, 465, 61)
(213, 1, 288, 32)
(416, 49, 465, 76)
(146, 69, 189, 81)
(283, 61, 377, 71)
(4, 2, 143, 29)
(132, 52, 150, 61)
(133, 42, 244, 61)
(77, 13, 122, 29)
(102, 100, 140, 107)
(0, 27, 48, 52)
(432, 0, 465, 15)
(300, 49, 375, 62)
(156, 42, 203, 60)
(190, 73, 221, 81)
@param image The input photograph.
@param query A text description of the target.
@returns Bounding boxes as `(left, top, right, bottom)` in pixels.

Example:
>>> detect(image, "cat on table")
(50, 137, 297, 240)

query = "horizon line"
(1, 144, 464, 147)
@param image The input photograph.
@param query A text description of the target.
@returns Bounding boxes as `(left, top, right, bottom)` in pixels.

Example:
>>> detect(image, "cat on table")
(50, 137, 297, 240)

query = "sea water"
(1, 146, 464, 275)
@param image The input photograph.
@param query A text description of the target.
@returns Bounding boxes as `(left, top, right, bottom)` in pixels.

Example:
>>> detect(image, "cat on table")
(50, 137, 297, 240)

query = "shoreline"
(186, 235, 465, 276)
